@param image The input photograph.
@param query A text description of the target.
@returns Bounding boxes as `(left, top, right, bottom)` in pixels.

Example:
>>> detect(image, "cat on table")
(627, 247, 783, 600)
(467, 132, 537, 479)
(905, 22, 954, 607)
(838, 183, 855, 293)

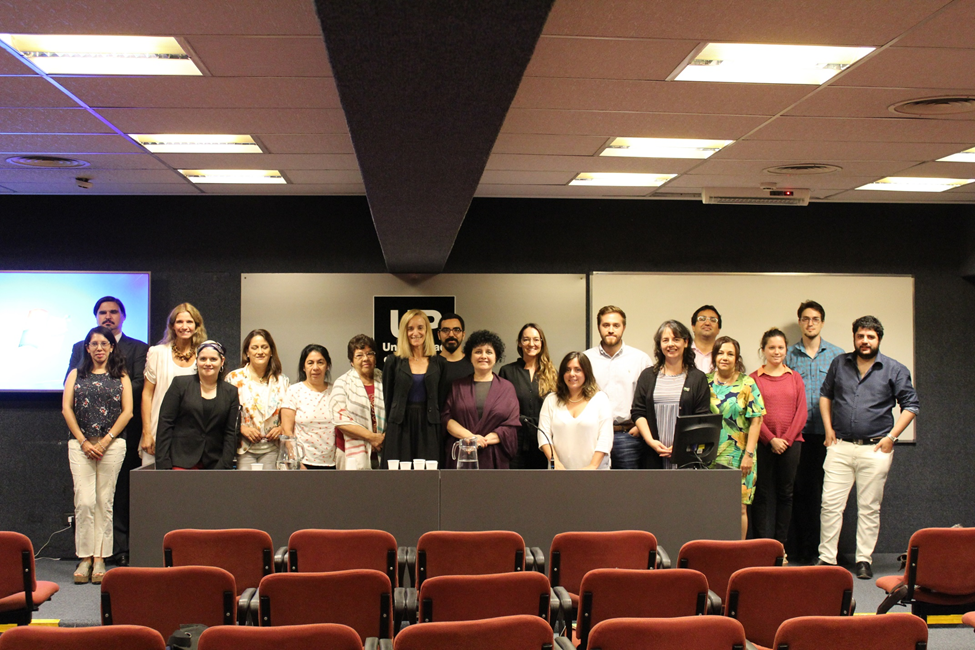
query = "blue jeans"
(610, 430, 647, 469)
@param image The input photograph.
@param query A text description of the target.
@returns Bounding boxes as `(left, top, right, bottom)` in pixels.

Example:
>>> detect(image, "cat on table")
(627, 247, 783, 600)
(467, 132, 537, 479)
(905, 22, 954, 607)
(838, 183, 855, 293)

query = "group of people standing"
(61, 295, 917, 585)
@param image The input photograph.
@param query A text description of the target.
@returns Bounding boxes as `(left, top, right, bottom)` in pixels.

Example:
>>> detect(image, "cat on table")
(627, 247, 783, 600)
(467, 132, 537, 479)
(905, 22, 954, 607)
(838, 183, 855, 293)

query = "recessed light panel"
(0, 34, 202, 75)
(132, 134, 263, 154)
(601, 137, 734, 159)
(855, 177, 975, 192)
(179, 169, 285, 184)
(673, 43, 874, 85)
(938, 147, 975, 163)
(570, 172, 676, 187)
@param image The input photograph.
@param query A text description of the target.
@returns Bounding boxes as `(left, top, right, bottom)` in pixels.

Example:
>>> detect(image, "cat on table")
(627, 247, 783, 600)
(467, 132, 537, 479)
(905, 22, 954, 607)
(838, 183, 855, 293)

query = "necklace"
(567, 395, 585, 403)
(172, 345, 194, 362)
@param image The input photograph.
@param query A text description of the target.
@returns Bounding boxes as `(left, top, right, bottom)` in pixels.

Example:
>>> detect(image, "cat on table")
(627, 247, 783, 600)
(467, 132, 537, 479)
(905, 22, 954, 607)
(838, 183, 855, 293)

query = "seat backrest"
(164, 528, 274, 592)
(677, 538, 784, 598)
(0, 624, 166, 650)
(288, 529, 398, 586)
(774, 614, 928, 650)
(198, 623, 363, 650)
(908, 527, 975, 596)
(549, 531, 657, 594)
(394, 614, 555, 650)
(258, 569, 393, 641)
(416, 531, 525, 587)
(0, 531, 36, 600)
(725, 566, 853, 648)
(101, 566, 236, 639)
(419, 571, 551, 623)
(586, 616, 746, 650)
(577, 569, 709, 649)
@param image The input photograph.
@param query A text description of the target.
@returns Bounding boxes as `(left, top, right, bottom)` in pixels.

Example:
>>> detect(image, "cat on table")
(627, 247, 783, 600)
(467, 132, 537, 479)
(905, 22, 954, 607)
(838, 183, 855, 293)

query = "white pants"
(68, 438, 126, 558)
(818, 439, 893, 565)
(237, 449, 278, 470)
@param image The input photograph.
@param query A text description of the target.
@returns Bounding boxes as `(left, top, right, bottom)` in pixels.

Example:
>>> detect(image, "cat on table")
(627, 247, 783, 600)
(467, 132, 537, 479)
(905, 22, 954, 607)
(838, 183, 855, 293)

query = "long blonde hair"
(517, 323, 556, 396)
(158, 302, 207, 350)
(394, 309, 436, 359)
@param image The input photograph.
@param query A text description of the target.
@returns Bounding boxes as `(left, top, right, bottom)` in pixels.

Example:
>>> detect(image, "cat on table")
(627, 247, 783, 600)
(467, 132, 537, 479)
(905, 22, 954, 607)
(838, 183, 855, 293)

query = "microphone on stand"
(520, 416, 555, 470)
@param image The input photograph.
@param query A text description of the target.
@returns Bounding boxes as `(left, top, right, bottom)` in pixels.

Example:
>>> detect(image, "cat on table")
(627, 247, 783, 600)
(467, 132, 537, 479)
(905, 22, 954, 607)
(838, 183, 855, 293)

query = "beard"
(856, 346, 878, 360)
(442, 338, 460, 353)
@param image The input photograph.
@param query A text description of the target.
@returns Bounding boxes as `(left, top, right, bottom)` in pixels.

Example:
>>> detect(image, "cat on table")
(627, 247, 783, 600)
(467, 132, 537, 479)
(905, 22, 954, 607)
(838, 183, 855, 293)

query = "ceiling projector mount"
(702, 185, 810, 206)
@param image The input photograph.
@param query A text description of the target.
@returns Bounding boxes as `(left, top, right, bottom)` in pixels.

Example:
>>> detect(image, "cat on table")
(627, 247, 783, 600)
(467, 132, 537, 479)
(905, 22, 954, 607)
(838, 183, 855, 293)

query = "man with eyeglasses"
(785, 300, 845, 565)
(438, 312, 474, 385)
(690, 305, 722, 373)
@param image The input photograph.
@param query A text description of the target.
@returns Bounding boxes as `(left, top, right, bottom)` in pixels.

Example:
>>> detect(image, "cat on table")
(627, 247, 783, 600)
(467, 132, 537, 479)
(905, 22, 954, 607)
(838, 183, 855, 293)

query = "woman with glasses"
(330, 334, 386, 470)
(63, 326, 133, 584)
(498, 323, 557, 469)
(281, 344, 336, 470)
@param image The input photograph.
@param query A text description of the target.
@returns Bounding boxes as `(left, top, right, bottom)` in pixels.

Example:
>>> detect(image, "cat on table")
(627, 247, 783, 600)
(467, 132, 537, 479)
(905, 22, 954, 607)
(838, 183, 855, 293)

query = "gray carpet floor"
(20, 554, 975, 648)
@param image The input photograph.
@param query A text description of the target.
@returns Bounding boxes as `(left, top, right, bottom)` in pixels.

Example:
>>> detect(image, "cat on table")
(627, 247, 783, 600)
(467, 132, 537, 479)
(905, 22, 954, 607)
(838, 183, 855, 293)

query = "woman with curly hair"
(442, 330, 521, 469)
(537, 351, 613, 470)
(498, 323, 557, 469)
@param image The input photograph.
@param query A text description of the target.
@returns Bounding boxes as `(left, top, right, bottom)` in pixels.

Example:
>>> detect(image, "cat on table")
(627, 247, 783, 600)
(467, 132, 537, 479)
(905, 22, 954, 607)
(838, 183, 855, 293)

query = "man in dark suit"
(67, 296, 148, 566)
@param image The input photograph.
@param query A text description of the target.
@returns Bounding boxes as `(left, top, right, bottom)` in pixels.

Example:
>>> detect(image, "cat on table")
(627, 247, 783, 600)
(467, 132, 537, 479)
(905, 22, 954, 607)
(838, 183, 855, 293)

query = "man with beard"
(66, 296, 148, 567)
(817, 316, 918, 580)
(690, 304, 721, 373)
(438, 313, 474, 385)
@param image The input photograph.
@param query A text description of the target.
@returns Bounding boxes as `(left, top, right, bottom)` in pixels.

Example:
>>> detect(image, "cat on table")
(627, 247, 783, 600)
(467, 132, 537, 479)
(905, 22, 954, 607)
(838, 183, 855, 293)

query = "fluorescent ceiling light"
(132, 134, 263, 154)
(570, 172, 676, 187)
(179, 169, 286, 184)
(855, 177, 975, 192)
(601, 137, 734, 159)
(0, 34, 201, 75)
(673, 43, 874, 85)
(938, 147, 975, 163)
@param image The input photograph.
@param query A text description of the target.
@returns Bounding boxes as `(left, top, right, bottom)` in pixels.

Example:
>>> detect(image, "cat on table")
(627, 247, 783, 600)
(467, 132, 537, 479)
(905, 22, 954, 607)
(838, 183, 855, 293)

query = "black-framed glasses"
(440, 327, 463, 335)
(800, 316, 822, 324)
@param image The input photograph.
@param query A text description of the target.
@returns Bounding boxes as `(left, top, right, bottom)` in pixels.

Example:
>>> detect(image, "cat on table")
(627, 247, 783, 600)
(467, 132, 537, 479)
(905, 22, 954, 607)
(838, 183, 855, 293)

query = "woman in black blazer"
(155, 340, 239, 470)
(381, 309, 447, 466)
(631, 320, 714, 469)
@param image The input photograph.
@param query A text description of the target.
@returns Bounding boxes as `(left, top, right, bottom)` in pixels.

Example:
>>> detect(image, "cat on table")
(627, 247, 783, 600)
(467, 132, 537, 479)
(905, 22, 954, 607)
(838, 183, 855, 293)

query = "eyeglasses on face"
(353, 351, 377, 361)
(800, 317, 822, 324)
(696, 316, 719, 324)
(87, 341, 112, 349)
(440, 327, 463, 335)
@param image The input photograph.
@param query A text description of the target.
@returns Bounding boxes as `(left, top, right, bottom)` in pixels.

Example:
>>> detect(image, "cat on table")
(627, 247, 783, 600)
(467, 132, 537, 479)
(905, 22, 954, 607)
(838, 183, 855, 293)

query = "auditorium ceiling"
(1, 0, 975, 269)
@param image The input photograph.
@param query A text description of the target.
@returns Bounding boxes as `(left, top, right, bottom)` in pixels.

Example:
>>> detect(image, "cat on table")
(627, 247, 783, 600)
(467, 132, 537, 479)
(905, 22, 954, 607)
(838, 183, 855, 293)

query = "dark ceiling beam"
(315, 0, 554, 274)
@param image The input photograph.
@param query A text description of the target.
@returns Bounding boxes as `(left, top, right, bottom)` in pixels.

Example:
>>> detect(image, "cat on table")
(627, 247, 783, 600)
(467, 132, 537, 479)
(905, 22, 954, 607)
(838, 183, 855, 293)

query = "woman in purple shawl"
(442, 330, 521, 469)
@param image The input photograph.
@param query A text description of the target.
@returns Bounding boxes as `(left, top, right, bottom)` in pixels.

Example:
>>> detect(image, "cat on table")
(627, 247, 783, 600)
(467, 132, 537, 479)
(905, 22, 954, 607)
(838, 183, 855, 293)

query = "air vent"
(703, 187, 810, 206)
(765, 163, 841, 175)
(890, 96, 975, 116)
(6, 155, 90, 168)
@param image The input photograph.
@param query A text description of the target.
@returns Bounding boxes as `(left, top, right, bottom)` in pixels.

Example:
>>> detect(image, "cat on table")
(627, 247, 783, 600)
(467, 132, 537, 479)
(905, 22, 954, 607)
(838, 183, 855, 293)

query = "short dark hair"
(798, 300, 825, 321)
(347, 334, 378, 362)
(297, 343, 332, 382)
(555, 351, 599, 404)
(652, 320, 696, 374)
(853, 315, 884, 340)
(692, 305, 722, 329)
(596, 305, 626, 326)
(93, 296, 126, 318)
(463, 329, 505, 362)
(711, 336, 746, 375)
(438, 313, 465, 331)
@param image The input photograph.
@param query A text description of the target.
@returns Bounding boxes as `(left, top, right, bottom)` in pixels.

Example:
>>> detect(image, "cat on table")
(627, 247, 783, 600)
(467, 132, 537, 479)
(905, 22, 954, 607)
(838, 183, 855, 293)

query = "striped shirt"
(785, 338, 845, 437)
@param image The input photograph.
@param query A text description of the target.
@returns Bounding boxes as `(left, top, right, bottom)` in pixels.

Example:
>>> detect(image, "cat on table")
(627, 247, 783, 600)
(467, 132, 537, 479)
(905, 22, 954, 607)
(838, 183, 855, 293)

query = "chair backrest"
(0, 532, 37, 601)
(419, 571, 551, 623)
(198, 623, 364, 650)
(0, 624, 166, 650)
(906, 527, 975, 598)
(101, 566, 236, 639)
(774, 614, 928, 650)
(725, 566, 853, 648)
(549, 531, 657, 594)
(394, 614, 555, 650)
(288, 529, 398, 586)
(576, 569, 709, 650)
(164, 528, 274, 592)
(258, 569, 393, 641)
(586, 616, 747, 650)
(416, 530, 525, 588)
(677, 538, 784, 598)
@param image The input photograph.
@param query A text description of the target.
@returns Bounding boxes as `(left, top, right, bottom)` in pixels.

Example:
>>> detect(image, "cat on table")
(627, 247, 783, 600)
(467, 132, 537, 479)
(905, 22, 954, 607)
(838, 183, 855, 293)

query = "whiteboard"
(590, 273, 916, 441)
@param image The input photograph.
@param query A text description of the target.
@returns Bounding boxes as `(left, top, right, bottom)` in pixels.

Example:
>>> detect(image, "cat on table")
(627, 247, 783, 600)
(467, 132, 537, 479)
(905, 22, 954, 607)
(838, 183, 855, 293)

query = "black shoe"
(113, 552, 129, 567)
(856, 561, 872, 579)
(816, 559, 836, 566)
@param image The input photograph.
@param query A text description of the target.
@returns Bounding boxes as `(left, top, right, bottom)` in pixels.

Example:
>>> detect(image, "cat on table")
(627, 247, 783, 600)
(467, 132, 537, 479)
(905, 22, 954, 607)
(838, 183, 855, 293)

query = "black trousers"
(111, 423, 142, 556)
(789, 434, 827, 560)
(753, 440, 802, 544)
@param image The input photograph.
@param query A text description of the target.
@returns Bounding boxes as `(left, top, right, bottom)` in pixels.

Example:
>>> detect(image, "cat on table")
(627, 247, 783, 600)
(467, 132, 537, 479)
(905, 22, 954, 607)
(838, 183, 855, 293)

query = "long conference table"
(130, 467, 741, 568)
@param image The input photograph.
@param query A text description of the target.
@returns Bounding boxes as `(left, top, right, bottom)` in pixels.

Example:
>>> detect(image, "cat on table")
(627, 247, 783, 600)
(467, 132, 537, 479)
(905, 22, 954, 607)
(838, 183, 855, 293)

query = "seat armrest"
(405, 587, 418, 625)
(707, 589, 722, 615)
(525, 546, 535, 572)
(656, 545, 671, 569)
(273, 545, 288, 573)
(237, 588, 256, 625)
(554, 635, 576, 650)
(364, 637, 378, 650)
(397, 546, 409, 587)
(530, 546, 546, 574)
(552, 586, 573, 635)
(393, 587, 407, 631)
(405, 547, 417, 586)
(850, 597, 856, 615)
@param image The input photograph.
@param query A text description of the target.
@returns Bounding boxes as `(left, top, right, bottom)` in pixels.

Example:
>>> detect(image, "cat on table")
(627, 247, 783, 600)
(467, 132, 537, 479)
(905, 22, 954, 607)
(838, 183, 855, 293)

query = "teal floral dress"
(708, 372, 766, 504)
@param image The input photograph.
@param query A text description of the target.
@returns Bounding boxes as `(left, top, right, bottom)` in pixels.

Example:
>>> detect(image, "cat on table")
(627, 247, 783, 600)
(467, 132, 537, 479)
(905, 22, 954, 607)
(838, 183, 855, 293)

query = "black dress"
(498, 358, 550, 469)
(381, 354, 447, 465)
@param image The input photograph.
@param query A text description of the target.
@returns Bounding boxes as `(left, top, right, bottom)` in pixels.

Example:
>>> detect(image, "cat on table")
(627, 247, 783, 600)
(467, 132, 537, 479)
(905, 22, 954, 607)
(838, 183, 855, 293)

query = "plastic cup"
(426, 460, 438, 470)
(388, 460, 400, 470)
(251, 464, 263, 471)
(400, 461, 412, 470)
(413, 459, 426, 470)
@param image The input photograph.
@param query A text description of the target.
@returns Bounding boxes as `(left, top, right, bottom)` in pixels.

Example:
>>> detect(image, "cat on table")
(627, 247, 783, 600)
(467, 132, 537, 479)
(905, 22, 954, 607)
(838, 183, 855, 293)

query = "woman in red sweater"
(749, 328, 807, 554)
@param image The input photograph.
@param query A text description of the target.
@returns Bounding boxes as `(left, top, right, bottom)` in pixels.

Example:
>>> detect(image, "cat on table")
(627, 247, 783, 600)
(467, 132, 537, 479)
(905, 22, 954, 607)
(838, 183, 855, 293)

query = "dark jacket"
(155, 375, 239, 470)
(382, 354, 447, 425)
(630, 366, 713, 439)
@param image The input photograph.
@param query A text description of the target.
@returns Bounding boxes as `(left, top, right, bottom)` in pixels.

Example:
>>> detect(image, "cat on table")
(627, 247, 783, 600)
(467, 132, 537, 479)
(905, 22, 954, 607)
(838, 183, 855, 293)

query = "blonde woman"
(381, 309, 446, 465)
(498, 323, 557, 469)
(140, 303, 206, 466)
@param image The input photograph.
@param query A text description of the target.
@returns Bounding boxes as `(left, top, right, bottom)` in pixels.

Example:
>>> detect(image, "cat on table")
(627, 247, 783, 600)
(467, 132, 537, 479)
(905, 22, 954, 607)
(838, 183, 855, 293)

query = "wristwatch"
(886, 433, 897, 442)
(746, 450, 755, 458)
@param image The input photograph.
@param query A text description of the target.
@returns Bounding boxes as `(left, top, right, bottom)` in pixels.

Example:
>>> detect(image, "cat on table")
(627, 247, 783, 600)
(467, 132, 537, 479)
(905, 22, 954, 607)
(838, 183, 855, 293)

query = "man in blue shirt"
(785, 300, 845, 564)
(818, 316, 919, 579)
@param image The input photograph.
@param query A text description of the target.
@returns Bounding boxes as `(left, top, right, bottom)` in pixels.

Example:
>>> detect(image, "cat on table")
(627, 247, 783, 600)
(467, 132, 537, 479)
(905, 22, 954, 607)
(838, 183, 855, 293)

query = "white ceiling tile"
(825, 189, 975, 202)
(0, 182, 199, 194)
(748, 116, 975, 143)
(0, 109, 114, 134)
(198, 183, 365, 195)
(662, 173, 883, 191)
(895, 0, 975, 49)
(492, 134, 608, 156)
(525, 36, 699, 81)
(155, 153, 359, 170)
(0, 153, 170, 170)
(689, 159, 916, 178)
(0, 134, 143, 153)
(786, 86, 975, 120)
(95, 108, 349, 135)
(258, 134, 355, 154)
(0, 48, 33, 74)
(284, 169, 363, 184)
(881, 161, 975, 177)
(0, 168, 185, 183)
(834, 47, 975, 89)
(486, 154, 699, 174)
(500, 109, 768, 138)
(713, 138, 964, 162)
(474, 184, 651, 197)
(478, 170, 577, 185)
(185, 36, 332, 77)
(0, 78, 77, 108)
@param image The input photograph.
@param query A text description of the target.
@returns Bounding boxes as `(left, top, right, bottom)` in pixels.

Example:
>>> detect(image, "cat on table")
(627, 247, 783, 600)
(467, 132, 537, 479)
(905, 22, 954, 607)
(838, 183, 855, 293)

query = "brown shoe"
(73, 559, 92, 584)
(91, 559, 107, 584)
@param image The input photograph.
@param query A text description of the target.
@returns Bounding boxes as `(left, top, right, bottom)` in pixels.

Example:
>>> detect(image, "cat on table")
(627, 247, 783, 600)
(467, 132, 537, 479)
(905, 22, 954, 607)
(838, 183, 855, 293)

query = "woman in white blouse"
(538, 351, 613, 470)
(281, 344, 336, 469)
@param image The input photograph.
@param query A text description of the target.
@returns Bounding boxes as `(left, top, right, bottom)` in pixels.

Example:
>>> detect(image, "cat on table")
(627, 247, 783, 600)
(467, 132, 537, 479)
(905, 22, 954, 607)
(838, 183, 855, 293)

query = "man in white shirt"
(690, 305, 721, 373)
(584, 305, 651, 469)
